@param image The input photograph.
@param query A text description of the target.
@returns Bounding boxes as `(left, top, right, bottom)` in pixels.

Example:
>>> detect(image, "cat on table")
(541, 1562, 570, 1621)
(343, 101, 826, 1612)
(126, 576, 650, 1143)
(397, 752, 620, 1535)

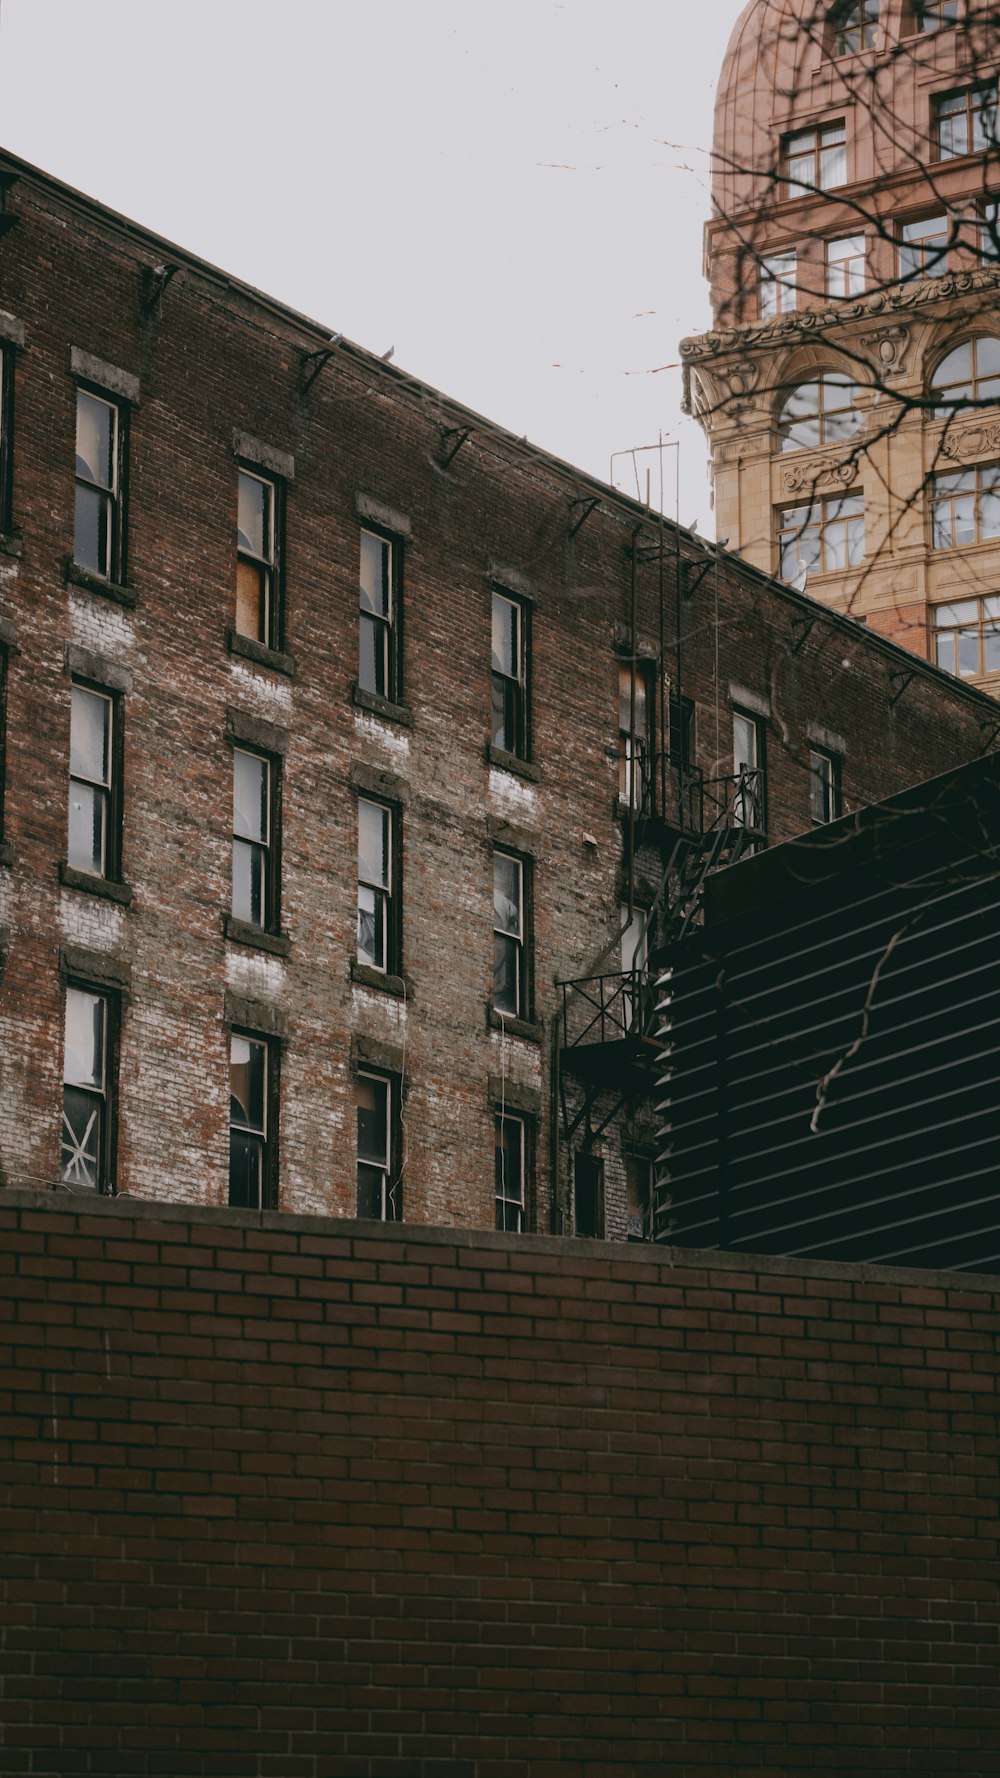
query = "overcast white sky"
(0, 0, 747, 530)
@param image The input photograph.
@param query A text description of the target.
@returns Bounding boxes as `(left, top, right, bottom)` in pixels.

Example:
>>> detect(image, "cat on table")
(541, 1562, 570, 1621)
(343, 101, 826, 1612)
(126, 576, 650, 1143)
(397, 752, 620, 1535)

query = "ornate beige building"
(683, 0, 1000, 686)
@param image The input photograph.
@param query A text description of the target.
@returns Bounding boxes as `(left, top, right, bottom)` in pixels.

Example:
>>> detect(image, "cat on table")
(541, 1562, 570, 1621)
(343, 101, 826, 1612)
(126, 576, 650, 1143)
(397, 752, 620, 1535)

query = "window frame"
(759, 251, 798, 319)
(73, 384, 128, 583)
(67, 679, 124, 883)
(358, 524, 403, 706)
(913, 0, 958, 29)
(228, 1028, 279, 1210)
(809, 747, 843, 825)
(783, 121, 847, 199)
(490, 589, 530, 761)
(0, 645, 7, 848)
(827, 233, 866, 299)
(930, 463, 1000, 550)
(932, 594, 1000, 679)
(930, 337, 1000, 416)
(356, 795, 401, 977)
(60, 981, 118, 1195)
(899, 214, 950, 280)
(732, 707, 767, 839)
(617, 657, 654, 810)
(778, 372, 863, 455)
(574, 1152, 605, 1240)
(235, 465, 283, 653)
(831, 0, 879, 57)
(356, 1067, 403, 1222)
(494, 1110, 531, 1233)
(778, 492, 866, 579)
(935, 84, 998, 163)
(231, 745, 281, 935)
(492, 847, 531, 1021)
(0, 344, 12, 535)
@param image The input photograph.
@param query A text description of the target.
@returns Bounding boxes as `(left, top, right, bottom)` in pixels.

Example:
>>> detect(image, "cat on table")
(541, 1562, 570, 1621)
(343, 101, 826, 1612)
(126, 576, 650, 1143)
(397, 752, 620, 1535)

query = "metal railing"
(619, 752, 705, 834)
(560, 968, 657, 1051)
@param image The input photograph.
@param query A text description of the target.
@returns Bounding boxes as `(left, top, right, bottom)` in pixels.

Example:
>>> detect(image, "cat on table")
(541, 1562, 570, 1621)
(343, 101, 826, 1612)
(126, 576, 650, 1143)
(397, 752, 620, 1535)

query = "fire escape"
(555, 755, 764, 1149)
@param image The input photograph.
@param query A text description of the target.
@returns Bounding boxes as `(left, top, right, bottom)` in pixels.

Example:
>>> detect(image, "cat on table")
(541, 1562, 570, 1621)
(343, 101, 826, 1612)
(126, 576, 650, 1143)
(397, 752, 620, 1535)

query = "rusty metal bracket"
(682, 559, 713, 602)
(437, 426, 471, 469)
(142, 263, 180, 313)
(567, 495, 599, 538)
(888, 668, 916, 708)
(790, 614, 817, 655)
(300, 335, 342, 392)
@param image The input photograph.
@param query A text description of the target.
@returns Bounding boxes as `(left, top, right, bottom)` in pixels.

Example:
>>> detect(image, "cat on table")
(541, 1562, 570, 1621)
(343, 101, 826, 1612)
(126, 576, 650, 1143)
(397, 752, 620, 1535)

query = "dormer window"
(831, 0, 879, 56)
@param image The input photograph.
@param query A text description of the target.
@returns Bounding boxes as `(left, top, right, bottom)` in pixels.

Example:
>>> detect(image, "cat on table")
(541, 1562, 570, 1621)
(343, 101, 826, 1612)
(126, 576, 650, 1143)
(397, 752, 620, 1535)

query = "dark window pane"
(74, 484, 110, 575)
(229, 1130, 262, 1208)
(232, 837, 264, 925)
(230, 1035, 266, 1132)
(68, 780, 106, 875)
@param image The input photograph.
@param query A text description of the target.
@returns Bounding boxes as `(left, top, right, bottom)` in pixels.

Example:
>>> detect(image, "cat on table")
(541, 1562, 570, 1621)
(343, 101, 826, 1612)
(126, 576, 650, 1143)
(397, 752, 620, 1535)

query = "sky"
(0, 0, 748, 531)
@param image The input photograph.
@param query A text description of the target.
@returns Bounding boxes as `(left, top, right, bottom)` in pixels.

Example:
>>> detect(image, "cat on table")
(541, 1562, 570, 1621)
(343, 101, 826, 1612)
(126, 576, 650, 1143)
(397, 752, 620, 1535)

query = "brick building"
(0, 146, 998, 1236)
(683, 1, 1000, 685)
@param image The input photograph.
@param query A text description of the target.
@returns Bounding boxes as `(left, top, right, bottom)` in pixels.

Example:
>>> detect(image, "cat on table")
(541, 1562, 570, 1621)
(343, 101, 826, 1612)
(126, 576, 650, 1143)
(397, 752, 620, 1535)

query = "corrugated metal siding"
(655, 756, 1000, 1271)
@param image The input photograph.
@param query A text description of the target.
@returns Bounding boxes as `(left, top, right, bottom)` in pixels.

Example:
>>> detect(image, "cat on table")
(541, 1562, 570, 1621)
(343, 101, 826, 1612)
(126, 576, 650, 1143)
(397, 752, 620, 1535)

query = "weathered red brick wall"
(2, 1193, 999, 1777)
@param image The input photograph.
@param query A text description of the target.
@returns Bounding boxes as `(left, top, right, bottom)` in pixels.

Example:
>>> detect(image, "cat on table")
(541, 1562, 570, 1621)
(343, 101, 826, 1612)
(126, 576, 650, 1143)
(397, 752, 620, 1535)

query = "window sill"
(487, 1005, 542, 1043)
(65, 561, 137, 608)
(0, 839, 12, 869)
(486, 743, 540, 783)
(59, 862, 132, 905)
(222, 913, 291, 957)
(227, 629, 297, 678)
(351, 958, 411, 998)
(0, 532, 22, 559)
(352, 684, 412, 728)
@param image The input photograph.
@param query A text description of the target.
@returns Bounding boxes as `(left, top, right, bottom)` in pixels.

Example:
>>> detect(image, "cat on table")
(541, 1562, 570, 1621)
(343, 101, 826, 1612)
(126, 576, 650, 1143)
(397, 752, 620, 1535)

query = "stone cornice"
(681, 265, 1000, 365)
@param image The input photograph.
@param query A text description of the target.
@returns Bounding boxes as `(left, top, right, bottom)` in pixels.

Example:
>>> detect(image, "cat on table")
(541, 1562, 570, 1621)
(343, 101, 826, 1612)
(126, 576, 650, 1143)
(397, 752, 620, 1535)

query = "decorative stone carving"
(781, 453, 860, 494)
(939, 420, 1000, 464)
(857, 325, 910, 377)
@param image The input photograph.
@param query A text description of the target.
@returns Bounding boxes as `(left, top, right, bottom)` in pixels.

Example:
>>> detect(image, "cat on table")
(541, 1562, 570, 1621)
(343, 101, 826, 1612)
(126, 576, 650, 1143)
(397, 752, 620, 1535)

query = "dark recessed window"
(357, 1070, 402, 1220)
(229, 1031, 276, 1209)
(68, 682, 120, 879)
(232, 747, 279, 932)
(236, 468, 282, 650)
(0, 345, 11, 533)
(357, 797, 400, 975)
(493, 849, 526, 1018)
(618, 660, 653, 810)
(359, 528, 401, 701)
(809, 748, 842, 824)
(495, 1111, 528, 1232)
(74, 388, 126, 580)
(61, 984, 115, 1193)
(491, 591, 528, 759)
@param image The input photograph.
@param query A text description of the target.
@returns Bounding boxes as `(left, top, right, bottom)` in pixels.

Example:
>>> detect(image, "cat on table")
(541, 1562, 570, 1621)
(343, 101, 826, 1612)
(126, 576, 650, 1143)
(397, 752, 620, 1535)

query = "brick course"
(1, 1195, 999, 1775)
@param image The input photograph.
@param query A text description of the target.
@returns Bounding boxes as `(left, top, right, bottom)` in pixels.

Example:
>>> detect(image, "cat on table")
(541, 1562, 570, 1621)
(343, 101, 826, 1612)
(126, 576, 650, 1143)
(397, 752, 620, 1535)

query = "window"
(357, 1070, 401, 1220)
(0, 647, 7, 844)
(493, 850, 526, 1018)
(981, 200, 1000, 262)
(832, 0, 879, 56)
(495, 1112, 527, 1232)
(236, 468, 280, 650)
(74, 389, 124, 579)
(779, 493, 865, 577)
(933, 596, 1000, 678)
(621, 902, 650, 1032)
(784, 122, 846, 198)
(618, 661, 652, 808)
(359, 528, 400, 701)
(915, 0, 958, 28)
(668, 692, 694, 768)
(899, 215, 949, 279)
(779, 373, 863, 453)
(61, 985, 114, 1192)
(491, 591, 528, 759)
(0, 345, 11, 533)
(229, 1032, 275, 1209)
(625, 1154, 653, 1243)
(809, 748, 842, 824)
(733, 710, 766, 837)
(936, 86, 997, 161)
(759, 252, 797, 319)
(68, 683, 118, 879)
(931, 464, 1000, 549)
(357, 797, 398, 974)
(232, 748, 277, 930)
(574, 1153, 604, 1239)
(827, 234, 866, 298)
(931, 338, 1000, 416)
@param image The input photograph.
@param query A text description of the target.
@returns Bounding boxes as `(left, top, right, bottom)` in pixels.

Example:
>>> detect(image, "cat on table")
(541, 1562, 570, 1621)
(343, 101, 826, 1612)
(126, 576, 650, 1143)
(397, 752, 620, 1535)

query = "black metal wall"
(655, 752, 1000, 1271)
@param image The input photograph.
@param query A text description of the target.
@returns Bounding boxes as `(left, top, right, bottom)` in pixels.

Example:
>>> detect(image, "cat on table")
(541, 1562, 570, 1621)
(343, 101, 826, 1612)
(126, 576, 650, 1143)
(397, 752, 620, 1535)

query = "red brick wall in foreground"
(1, 1193, 999, 1778)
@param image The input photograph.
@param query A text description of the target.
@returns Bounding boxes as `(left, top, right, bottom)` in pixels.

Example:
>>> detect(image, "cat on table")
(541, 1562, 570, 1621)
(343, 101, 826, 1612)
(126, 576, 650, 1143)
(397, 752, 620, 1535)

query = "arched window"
(931, 338, 1000, 417)
(832, 0, 879, 56)
(778, 373, 864, 453)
